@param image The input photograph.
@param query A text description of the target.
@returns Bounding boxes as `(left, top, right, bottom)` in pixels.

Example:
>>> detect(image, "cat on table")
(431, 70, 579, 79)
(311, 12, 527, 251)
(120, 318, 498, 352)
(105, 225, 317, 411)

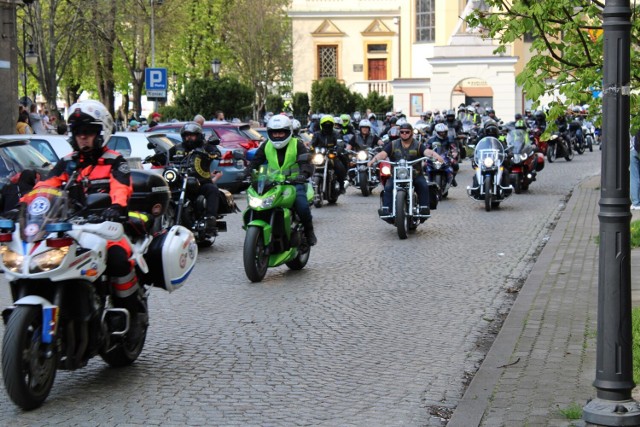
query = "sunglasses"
(74, 126, 100, 136)
(399, 130, 412, 135)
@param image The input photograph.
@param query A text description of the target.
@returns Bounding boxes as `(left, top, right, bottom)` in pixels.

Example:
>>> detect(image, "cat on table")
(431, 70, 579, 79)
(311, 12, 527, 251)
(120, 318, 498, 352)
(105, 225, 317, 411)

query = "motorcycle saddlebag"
(216, 188, 238, 215)
(129, 170, 171, 217)
(535, 153, 545, 172)
(428, 182, 439, 210)
(142, 225, 198, 292)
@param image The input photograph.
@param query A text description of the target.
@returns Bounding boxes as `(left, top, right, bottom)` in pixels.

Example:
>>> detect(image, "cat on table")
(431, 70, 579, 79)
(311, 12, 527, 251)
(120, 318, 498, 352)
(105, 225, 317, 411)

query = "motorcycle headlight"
(312, 153, 325, 165)
(381, 165, 391, 176)
(356, 151, 368, 161)
(483, 157, 495, 168)
(30, 248, 69, 273)
(2, 248, 23, 273)
(550, 134, 558, 141)
(163, 168, 178, 183)
(248, 194, 275, 209)
(396, 167, 409, 180)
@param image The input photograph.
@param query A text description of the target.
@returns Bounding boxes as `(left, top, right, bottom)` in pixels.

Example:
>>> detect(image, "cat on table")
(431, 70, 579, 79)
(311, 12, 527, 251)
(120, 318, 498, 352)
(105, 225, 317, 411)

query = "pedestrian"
(631, 130, 640, 210)
(193, 114, 205, 126)
(213, 110, 226, 122)
(148, 112, 162, 128)
(16, 111, 32, 134)
(128, 119, 140, 132)
(29, 104, 47, 134)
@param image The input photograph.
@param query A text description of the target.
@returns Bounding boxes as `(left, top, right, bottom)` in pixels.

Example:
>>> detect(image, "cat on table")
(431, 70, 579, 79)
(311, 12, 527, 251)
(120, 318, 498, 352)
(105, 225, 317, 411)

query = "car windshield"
(241, 127, 262, 141)
(0, 144, 50, 174)
(27, 139, 60, 163)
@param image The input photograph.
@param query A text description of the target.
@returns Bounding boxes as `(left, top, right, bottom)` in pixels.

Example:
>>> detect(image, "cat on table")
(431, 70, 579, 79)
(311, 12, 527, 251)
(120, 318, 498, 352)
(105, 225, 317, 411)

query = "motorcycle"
(531, 126, 548, 156)
(146, 143, 239, 248)
(310, 141, 345, 207)
(504, 129, 544, 194)
(582, 119, 596, 152)
(425, 142, 457, 201)
(569, 120, 587, 155)
(347, 146, 382, 197)
(242, 163, 314, 282)
(466, 136, 513, 211)
(0, 170, 197, 410)
(377, 157, 433, 240)
(546, 129, 574, 163)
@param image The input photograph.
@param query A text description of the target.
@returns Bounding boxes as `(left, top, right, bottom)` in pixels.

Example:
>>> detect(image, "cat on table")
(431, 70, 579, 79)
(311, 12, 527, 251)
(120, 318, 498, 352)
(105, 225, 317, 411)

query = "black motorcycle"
(310, 140, 345, 207)
(546, 130, 574, 163)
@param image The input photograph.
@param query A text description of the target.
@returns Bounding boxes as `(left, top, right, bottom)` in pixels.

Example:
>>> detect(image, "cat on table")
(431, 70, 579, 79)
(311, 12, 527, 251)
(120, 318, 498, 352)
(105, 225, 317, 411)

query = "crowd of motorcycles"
(0, 111, 599, 411)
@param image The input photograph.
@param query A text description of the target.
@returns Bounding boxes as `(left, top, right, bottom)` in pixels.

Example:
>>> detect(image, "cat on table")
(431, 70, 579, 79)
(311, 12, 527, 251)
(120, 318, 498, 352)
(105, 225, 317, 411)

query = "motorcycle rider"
(427, 123, 459, 187)
(311, 115, 348, 194)
(32, 100, 144, 336)
(173, 122, 223, 235)
(355, 119, 382, 149)
(246, 115, 317, 245)
(368, 122, 445, 219)
(339, 113, 356, 138)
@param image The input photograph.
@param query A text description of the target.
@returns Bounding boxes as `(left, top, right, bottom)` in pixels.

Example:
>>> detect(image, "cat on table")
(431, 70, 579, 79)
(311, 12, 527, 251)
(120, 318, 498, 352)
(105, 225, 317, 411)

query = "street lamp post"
(211, 59, 221, 80)
(582, 1, 640, 425)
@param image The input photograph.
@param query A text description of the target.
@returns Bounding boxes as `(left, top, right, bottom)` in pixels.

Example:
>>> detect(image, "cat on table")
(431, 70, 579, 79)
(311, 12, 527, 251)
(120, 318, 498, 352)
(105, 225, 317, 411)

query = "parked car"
(148, 121, 261, 154)
(1, 134, 73, 163)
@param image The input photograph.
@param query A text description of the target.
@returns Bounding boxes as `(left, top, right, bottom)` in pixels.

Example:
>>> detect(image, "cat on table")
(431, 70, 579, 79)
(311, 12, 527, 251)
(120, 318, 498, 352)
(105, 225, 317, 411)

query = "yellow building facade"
(289, 0, 530, 120)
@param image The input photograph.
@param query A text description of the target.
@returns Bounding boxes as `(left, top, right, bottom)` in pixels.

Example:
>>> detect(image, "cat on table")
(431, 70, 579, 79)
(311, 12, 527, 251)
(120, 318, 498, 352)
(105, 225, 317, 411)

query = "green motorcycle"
(242, 164, 314, 282)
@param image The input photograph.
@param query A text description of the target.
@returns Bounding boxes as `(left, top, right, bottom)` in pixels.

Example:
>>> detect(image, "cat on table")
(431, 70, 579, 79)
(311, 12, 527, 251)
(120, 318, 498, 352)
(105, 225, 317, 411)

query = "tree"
(357, 92, 393, 116)
(291, 92, 310, 119)
(464, 1, 638, 127)
(173, 76, 254, 120)
(221, 0, 292, 120)
(310, 78, 358, 114)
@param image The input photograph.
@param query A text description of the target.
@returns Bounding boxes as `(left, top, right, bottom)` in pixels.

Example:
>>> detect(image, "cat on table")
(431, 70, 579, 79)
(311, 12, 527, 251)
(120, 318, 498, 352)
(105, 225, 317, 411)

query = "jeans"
(200, 182, 220, 216)
(294, 183, 312, 224)
(382, 175, 430, 209)
(631, 149, 640, 205)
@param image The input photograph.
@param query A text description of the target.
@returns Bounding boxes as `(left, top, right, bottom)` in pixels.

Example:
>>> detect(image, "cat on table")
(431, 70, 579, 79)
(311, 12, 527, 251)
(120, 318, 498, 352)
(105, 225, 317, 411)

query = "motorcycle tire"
(434, 175, 444, 201)
(575, 140, 585, 155)
(395, 190, 408, 240)
(587, 136, 594, 152)
(243, 226, 269, 282)
(484, 176, 493, 212)
(285, 232, 311, 270)
(2, 306, 57, 410)
(547, 145, 556, 163)
(312, 177, 323, 208)
(565, 144, 574, 161)
(101, 308, 148, 368)
(511, 174, 522, 194)
(328, 179, 340, 204)
(359, 171, 370, 197)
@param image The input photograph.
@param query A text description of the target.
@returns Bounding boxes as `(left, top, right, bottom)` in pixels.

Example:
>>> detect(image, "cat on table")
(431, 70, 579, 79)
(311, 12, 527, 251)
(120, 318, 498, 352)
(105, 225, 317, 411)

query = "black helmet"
(514, 113, 523, 120)
(484, 119, 499, 137)
(180, 122, 205, 151)
(398, 123, 413, 135)
(389, 116, 398, 125)
(534, 110, 546, 122)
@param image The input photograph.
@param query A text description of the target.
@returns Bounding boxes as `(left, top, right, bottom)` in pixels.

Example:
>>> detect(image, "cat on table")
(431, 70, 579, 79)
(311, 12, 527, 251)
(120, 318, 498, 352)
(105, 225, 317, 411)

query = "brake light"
(0, 233, 12, 242)
(218, 151, 234, 166)
(46, 237, 73, 248)
(240, 141, 259, 151)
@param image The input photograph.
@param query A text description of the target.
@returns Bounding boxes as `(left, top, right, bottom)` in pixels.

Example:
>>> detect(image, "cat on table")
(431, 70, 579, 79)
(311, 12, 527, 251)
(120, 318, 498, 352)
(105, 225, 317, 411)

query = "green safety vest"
(265, 138, 300, 177)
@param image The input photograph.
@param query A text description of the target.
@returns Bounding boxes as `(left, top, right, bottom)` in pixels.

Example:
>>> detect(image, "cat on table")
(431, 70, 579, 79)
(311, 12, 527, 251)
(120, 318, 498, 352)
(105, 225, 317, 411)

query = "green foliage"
(634, 307, 640, 385)
(291, 92, 310, 118)
(266, 94, 284, 115)
(174, 77, 253, 121)
(632, 220, 640, 249)
(558, 402, 582, 420)
(357, 92, 394, 115)
(310, 78, 358, 114)
(465, 1, 640, 129)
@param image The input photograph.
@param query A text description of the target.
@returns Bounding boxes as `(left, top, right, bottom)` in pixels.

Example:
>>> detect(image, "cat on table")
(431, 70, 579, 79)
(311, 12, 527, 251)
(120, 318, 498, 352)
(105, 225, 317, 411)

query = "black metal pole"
(583, 1, 640, 425)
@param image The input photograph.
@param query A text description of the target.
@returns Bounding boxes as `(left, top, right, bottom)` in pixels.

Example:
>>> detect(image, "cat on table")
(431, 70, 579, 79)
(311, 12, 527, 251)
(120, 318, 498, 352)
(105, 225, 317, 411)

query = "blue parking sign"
(145, 68, 167, 91)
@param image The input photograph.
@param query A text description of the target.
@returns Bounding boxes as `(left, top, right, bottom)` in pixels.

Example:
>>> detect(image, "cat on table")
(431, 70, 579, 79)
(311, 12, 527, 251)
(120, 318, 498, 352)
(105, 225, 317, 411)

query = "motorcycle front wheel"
(484, 176, 493, 212)
(511, 174, 522, 194)
(312, 176, 323, 208)
(547, 144, 556, 163)
(575, 139, 585, 155)
(328, 178, 340, 204)
(564, 144, 574, 161)
(2, 306, 57, 410)
(359, 171, 370, 197)
(243, 226, 269, 282)
(434, 175, 444, 201)
(395, 190, 408, 240)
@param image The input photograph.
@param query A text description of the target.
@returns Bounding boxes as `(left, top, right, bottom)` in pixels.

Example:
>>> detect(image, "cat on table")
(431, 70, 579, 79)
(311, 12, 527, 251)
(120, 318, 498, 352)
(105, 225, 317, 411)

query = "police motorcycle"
(242, 162, 314, 282)
(466, 136, 513, 212)
(503, 128, 544, 194)
(310, 138, 345, 207)
(376, 157, 433, 240)
(0, 167, 196, 410)
(145, 135, 239, 248)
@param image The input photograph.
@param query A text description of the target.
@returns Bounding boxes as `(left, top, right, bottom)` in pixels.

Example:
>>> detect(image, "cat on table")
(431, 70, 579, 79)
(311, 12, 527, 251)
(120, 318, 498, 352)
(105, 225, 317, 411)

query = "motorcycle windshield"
(506, 130, 528, 154)
(19, 187, 67, 243)
(462, 121, 475, 132)
(254, 165, 289, 195)
(474, 137, 505, 166)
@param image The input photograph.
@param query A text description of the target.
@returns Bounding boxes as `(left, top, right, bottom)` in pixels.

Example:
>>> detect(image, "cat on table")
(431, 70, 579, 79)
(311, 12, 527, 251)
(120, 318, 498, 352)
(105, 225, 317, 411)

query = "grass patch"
(632, 220, 640, 249)
(558, 402, 582, 420)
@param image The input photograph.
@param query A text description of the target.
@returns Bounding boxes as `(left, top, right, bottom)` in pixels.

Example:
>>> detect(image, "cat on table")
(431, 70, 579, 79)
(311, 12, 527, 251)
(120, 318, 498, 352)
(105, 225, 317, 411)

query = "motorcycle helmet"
(319, 115, 335, 132)
(368, 113, 376, 121)
(389, 116, 398, 126)
(434, 114, 445, 124)
(515, 113, 523, 121)
(291, 119, 301, 136)
(267, 115, 293, 149)
(434, 123, 448, 139)
(467, 106, 475, 114)
(398, 122, 413, 136)
(396, 118, 408, 126)
(446, 109, 456, 121)
(486, 108, 496, 116)
(340, 113, 351, 126)
(353, 111, 361, 122)
(484, 119, 499, 137)
(534, 110, 546, 123)
(311, 113, 319, 121)
(68, 100, 115, 154)
(180, 122, 205, 151)
(358, 119, 372, 130)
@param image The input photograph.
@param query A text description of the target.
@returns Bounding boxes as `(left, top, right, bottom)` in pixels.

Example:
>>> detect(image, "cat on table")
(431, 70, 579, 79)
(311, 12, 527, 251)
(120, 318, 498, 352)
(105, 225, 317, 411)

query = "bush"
(292, 92, 310, 119)
(310, 78, 358, 114)
(266, 94, 284, 114)
(173, 77, 254, 121)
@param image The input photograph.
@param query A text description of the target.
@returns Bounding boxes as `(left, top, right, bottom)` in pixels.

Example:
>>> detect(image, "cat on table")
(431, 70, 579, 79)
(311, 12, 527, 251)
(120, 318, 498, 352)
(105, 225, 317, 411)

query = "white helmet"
(467, 106, 475, 113)
(68, 99, 115, 147)
(291, 119, 301, 135)
(434, 123, 448, 138)
(396, 118, 408, 126)
(358, 119, 372, 129)
(267, 115, 293, 149)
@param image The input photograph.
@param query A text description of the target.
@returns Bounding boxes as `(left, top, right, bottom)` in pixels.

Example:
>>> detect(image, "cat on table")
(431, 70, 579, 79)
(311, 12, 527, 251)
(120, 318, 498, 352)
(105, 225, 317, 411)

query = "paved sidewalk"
(450, 175, 640, 426)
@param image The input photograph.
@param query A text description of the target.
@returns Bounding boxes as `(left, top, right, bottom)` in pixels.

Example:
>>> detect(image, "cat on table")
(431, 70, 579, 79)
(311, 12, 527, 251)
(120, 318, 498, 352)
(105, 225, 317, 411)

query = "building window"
(416, 0, 436, 43)
(367, 44, 387, 53)
(318, 45, 338, 78)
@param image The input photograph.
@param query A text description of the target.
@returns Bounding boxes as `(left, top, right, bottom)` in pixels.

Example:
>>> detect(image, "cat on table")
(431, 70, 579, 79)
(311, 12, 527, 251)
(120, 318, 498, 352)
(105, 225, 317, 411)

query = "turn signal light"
(46, 237, 73, 248)
(0, 233, 12, 242)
